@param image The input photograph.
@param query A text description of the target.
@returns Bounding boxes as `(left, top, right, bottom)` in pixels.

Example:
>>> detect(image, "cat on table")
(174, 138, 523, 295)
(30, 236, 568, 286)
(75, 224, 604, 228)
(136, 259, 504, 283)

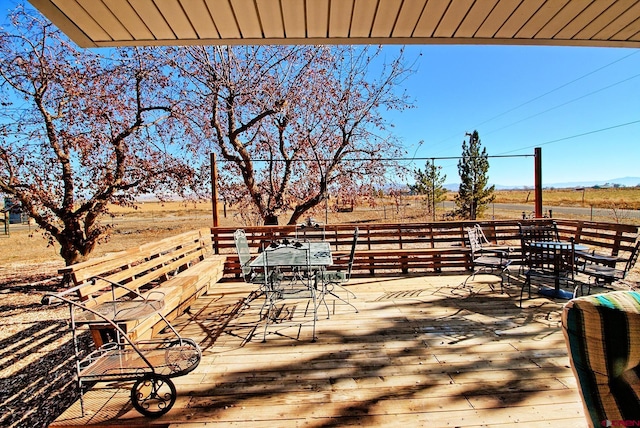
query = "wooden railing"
(213, 219, 639, 277)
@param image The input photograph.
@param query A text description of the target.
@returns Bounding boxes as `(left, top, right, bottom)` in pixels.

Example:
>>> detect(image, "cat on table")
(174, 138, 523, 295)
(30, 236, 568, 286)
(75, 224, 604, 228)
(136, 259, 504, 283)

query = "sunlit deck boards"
(51, 274, 588, 427)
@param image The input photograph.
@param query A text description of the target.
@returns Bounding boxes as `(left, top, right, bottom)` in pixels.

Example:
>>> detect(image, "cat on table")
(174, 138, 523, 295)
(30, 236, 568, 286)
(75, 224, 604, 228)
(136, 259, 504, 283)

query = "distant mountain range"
(443, 176, 640, 191)
(540, 176, 640, 189)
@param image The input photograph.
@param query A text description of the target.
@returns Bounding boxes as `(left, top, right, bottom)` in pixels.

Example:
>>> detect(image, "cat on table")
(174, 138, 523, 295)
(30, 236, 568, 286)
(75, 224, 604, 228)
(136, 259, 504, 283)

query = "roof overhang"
(27, 0, 640, 49)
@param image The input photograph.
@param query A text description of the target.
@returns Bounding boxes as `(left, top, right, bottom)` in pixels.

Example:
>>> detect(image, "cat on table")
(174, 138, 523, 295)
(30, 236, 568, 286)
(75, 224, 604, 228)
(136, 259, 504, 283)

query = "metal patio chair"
(518, 221, 560, 273)
(462, 225, 512, 292)
(260, 243, 318, 342)
(579, 240, 640, 291)
(234, 229, 265, 285)
(521, 239, 578, 307)
(317, 227, 359, 317)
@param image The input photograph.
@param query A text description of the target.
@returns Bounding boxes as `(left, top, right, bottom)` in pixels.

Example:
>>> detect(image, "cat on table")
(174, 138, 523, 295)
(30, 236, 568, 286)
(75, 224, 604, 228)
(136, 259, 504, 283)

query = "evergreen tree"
(455, 131, 495, 220)
(411, 158, 447, 220)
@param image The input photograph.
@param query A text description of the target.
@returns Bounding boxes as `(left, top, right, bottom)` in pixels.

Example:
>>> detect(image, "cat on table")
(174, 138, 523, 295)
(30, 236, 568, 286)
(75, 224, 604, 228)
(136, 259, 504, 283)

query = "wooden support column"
(534, 147, 542, 218)
(211, 152, 219, 227)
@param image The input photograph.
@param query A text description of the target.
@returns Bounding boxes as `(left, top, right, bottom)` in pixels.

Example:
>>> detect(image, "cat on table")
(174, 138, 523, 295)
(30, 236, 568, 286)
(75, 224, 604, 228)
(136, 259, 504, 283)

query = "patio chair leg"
(320, 281, 358, 315)
(499, 268, 511, 293)
(308, 290, 317, 342)
(326, 289, 359, 314)
(317, 293, 331, 319)
(520, 276, 531, 308)
(461, 266, 509, 293)
(262, 307, 271, 343)
(315, 278, 331, 319)
(461, 269, 478, 288)
(334, 283, 357, 300)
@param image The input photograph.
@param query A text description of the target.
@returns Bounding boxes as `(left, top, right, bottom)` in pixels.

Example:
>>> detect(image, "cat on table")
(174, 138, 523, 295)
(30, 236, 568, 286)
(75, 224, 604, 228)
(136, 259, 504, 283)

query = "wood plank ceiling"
(28, 0, 640, 48)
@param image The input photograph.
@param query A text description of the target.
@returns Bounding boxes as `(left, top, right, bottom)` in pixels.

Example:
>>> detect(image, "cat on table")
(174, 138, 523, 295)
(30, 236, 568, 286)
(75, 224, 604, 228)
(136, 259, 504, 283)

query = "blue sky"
(382, 44, 639, 187)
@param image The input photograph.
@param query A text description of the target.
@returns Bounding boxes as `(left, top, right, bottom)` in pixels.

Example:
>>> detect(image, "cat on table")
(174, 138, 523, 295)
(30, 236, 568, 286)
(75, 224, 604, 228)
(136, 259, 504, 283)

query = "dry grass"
(0, 208, 216, 268)
(493, 187, 640, 210)
(1, 188, 638, 268)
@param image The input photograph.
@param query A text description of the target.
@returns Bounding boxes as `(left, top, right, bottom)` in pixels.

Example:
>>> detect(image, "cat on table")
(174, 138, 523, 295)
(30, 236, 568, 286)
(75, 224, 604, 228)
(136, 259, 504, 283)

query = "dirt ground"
(0, 202, 225, 428)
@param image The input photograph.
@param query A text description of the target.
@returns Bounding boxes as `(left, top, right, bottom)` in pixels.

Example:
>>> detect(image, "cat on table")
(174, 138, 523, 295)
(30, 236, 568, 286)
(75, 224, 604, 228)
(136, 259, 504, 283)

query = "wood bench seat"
(59, 228, 226, 347)
(130, 256, 226, 341)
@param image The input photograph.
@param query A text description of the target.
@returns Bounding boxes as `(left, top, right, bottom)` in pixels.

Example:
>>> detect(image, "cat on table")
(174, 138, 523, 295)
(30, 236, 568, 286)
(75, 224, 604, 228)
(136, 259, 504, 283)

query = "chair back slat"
(525, 240, 575, 280)
(345, 228, 359, 280)
(234, 229, 253, 278)
(624, 240, 640, 274)
(519, 221, 559, 243)
(467, 227, 483, 257)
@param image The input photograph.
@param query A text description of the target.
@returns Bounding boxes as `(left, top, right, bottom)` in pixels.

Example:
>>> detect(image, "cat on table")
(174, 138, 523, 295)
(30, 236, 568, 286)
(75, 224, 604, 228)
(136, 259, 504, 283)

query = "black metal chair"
(518, 221, 560, 273)
(521, 239, 578, 307)
(463, 225, 512, 292)
(518, 221, 560, 242)
(580, 240, 640, 290)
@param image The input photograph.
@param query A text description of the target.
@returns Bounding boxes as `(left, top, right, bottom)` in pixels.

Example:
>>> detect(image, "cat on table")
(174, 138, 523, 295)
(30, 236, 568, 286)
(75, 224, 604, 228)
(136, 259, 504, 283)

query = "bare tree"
(172, 45, 414, 225)
(0, 7, 194, 265)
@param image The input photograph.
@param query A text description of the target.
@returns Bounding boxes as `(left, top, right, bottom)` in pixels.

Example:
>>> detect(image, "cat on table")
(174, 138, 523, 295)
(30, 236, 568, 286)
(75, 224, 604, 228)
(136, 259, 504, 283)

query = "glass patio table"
(249, 241, 333, 269)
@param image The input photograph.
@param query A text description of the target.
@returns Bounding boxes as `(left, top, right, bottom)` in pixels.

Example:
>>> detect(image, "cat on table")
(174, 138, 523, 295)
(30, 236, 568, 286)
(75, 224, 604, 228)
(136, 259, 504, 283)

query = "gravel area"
(0, 262, 92, 428)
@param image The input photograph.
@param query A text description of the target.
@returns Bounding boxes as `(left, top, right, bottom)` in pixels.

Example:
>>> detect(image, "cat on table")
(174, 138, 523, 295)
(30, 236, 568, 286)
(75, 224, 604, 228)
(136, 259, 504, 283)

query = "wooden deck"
(51, 273, 592, 427)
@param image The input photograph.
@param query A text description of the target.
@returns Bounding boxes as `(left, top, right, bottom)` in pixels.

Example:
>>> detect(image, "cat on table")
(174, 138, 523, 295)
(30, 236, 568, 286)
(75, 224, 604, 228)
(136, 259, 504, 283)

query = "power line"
(216, 154, 534, 163)
(427, 50, 640, 154)
(499, 118, 640, 155)
(484, 71, 640, 137)
(475, 50, 639, 129)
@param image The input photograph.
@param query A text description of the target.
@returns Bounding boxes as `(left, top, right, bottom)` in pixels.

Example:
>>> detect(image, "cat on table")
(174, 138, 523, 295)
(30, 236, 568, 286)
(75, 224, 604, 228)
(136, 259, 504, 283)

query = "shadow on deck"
(50, 272, 595, 427)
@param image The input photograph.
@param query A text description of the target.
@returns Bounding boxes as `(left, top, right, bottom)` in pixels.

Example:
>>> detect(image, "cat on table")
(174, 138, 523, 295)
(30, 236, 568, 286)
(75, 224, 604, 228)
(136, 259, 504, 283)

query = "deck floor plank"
(50, 274, 589, 427)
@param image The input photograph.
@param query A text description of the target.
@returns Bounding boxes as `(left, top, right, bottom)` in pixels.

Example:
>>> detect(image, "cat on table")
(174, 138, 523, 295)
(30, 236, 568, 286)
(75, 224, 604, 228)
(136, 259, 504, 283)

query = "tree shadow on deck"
(37, 273, 586, 427)
(157, 275, 579, 426)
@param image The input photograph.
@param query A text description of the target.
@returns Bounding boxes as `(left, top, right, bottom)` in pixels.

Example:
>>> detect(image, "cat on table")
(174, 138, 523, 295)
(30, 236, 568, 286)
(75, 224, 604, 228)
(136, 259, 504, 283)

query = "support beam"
(534, 147, 542, 218)
(211, 152, 219, 227)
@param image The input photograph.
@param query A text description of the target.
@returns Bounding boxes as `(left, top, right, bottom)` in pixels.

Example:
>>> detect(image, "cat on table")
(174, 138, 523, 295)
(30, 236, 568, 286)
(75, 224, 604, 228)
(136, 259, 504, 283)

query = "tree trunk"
(264, 214, 279, 225)
(60, 242, 82, 266)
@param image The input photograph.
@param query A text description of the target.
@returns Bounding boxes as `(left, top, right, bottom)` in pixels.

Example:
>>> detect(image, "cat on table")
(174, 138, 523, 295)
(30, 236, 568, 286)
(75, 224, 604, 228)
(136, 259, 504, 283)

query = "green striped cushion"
(562, 291, 640, 426)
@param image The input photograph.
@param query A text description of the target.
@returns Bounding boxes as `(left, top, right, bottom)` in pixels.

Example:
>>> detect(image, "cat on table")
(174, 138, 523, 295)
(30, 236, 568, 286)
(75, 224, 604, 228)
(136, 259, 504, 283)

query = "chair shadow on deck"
(98, 274, 584, 426)
(46, 272, 600, 427)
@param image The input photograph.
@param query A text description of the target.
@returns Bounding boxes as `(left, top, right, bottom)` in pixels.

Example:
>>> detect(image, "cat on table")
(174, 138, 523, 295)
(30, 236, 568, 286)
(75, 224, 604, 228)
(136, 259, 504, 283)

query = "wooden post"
(534, 147, 542, 218)
(211, 152, 219, 227)
(431, 158, 436, 221)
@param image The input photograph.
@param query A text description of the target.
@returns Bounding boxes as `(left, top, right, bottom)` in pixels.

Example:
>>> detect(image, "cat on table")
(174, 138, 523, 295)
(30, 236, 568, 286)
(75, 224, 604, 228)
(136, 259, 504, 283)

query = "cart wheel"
(130, 375, 176, 417)
(165, 339, 201, 374)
